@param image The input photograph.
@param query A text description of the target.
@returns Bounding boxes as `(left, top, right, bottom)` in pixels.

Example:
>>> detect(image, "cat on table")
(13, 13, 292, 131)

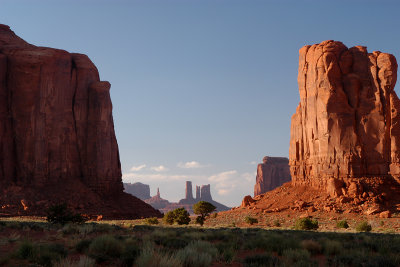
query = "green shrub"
(145, 217, 159, 225)
(46, 203, 87, 225)
(121, 239, 140, 266)
(356, 221, 372, 232)
(174, 208, 191, 225)
(244, 253, 280, 267)
(336, 220, 349, 229)
(282, 248, 312, 266)
(163, 208, 191, 225)
(54, 255, 96, 267)
(88, 235, 123, 263)
(193, 201, 216, 226)
(323, 239, 342, 256)
(294, 217, 319, 230)
(244, 216, 258, 225)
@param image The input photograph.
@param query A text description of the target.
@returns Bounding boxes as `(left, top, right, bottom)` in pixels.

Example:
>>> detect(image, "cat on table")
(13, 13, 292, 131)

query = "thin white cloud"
(130, 164, 146, 171)
(151, 165, 168, 172)
(177, 161, 204, 169)
(249, 161, 257, 165)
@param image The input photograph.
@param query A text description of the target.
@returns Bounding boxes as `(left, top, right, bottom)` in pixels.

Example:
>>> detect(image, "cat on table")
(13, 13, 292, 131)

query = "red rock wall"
(0, 25, 122, 194)
(289, 40, 400, 188)
(254, 156, 291, 196)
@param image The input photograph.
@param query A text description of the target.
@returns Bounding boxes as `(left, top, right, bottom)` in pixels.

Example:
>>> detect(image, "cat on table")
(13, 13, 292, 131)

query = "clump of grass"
(15, 241, 67, 267)
(282, 248, 313, 266)
(135, 243, 183, 267)
(145, 217, 159, 225)
(54, 255, 95, 267)
(88, 235, 123, 263)
(336, 220, 349, 229)
(176, 240, 218, 267)
(75, 239, 92, 253)
(121, 239, 140, 266)
(323, 239, 342, 256)
(244, 216, 258, 225)
(301, 239, 321, 255)
(294, 217, 319, 230)
(356, 221, 372, 232)
(243, 252, 280, 267)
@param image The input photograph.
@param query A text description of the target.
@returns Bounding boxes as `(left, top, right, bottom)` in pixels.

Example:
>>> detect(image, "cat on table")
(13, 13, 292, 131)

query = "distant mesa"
(254, 156, 291, 197)
(125, 180, 230, 214)
(124, 182, 151, 200)
(0, 24, 161, 219)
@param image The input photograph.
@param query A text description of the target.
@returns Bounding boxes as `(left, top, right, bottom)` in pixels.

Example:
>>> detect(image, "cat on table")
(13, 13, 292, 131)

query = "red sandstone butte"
(0, 24, 161, 219)
(289, 40, 400, 202)
(254, 156, 291, 197)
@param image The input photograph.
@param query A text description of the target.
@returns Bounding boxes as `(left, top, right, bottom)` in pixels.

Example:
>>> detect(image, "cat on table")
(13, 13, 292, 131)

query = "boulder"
(241, 195, 255, 207)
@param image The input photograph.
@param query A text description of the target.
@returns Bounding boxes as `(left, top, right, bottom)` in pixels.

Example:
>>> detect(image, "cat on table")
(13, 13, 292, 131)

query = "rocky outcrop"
(123, 182, 151, 200)
(200, 184, 212, 202)
(185, 181, 194, 200)
(0, 24, 161, 218)
(289, 40, 400, 197)
(254, 156, 291, 196)
(144, 188, 170, 210)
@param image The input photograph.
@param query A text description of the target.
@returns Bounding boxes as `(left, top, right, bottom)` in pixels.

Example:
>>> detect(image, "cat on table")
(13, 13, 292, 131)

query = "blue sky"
(1, 0, 400, 206)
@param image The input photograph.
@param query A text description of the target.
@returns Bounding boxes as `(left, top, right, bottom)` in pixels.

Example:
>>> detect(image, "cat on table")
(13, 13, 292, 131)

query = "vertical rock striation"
(289, 40, 400, 195)
(254, 156, 291, 196)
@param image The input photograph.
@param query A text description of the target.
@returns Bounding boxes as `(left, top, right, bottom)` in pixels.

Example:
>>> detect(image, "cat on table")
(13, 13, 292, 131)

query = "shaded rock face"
(254, 156, 291, 196)
(185, 181, 194, 200)
(123, 182, 151, 200)
(0, 25, 161, 218)
(200, 184, 212, 202)
(289, 40, 400, 191)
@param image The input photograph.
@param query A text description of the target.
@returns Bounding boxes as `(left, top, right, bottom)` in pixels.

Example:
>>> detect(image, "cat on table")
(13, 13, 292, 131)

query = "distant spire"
(157, 187, 160, 197)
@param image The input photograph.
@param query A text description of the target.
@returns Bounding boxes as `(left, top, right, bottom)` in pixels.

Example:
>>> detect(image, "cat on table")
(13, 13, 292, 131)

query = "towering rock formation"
(289, 40, 400, 197)
(254, 156, 291, 196)
(185, 181, 194, 200)
(123, 182, 151, 200)
(0, 24, 161, 218)
(196, 186, 201, 199)
(200, 184, 212, 202)
(144, 188, 170, 210)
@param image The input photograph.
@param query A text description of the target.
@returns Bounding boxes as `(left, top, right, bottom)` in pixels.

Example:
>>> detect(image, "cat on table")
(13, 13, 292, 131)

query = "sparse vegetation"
(294, 217, 319, 230)
(336, 220, 349, 229)
(244, 216, 258, 225)
(193, 201, 216, 226)
(145, 217, 159, 225)
(356, 221, 372, 232)
(1, 217, 400, 266)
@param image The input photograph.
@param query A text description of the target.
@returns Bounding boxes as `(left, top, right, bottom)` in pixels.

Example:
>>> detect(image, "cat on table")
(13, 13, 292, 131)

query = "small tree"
(193, 201, 216, 226)
(162, 208, 191, 225)
(46, 203, 87, 225)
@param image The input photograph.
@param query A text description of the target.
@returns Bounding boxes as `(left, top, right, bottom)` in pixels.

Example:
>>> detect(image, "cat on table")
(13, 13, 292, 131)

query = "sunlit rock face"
(254, 156, 291, 197)
(289, 40, 400, 189)
(0, 24, 161, 218)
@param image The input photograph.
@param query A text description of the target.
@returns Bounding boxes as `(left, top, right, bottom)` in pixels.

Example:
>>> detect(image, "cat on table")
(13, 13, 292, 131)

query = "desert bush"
(145, 217, 159, 225)
(176, 240, 218, 267)
(216, 243, 235, 263)
(301, 239, 322, 255)
(294, 217, 319, 230)
(244, 216, 258, 225)
(193, 201, 216, 226)
(356, 221, 372, 232)
(162, 208, 191, 225)
(88, 235, 123, 263)
(273, 219, 281, 227)
(46, 203, 87, 225)
(54, 255, 95, 267)
(336, 220, 349, 229)
(243, 253, 280, 267)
